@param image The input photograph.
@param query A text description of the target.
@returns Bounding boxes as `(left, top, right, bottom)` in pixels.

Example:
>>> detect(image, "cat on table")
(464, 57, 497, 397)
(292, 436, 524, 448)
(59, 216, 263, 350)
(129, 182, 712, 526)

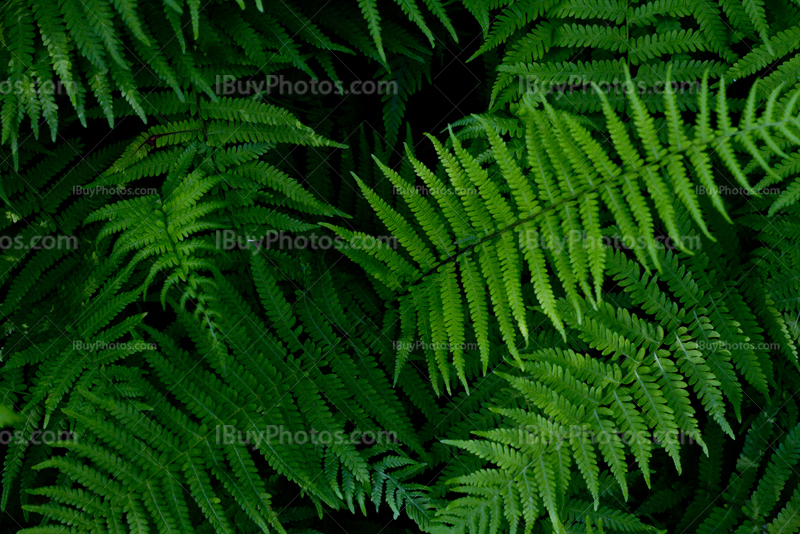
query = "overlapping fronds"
(3, 0, 800, 533)
(322, 65, 800, 394)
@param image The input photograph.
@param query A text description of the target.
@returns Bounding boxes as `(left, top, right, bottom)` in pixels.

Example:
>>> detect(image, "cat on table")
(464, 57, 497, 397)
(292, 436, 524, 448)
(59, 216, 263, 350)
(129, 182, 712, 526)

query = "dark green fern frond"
(321, 65, 800, 394)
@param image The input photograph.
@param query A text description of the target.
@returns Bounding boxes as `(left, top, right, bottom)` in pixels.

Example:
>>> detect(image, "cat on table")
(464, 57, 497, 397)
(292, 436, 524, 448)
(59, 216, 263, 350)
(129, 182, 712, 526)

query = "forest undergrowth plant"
(1, 1, 800, 533)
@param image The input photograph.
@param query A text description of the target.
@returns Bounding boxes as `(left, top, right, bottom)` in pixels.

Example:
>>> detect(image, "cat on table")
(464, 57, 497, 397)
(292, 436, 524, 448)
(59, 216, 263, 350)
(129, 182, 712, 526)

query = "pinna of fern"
(3, 249, 438, 532)
(429, 201, 797, 534)
(475, 0, 790, 113)
(0, 92, 439, 532)
(80, 91, 347, 371)
(321, 64, 800, 395)
(5, 0, 473, 163)
(675, 411, 800, 534)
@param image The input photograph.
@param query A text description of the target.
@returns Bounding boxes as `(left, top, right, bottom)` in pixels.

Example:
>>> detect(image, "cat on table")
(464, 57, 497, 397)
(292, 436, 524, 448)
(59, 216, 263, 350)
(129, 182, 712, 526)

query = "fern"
(3, 1, 800, 533)
(322, 66, 800, 394)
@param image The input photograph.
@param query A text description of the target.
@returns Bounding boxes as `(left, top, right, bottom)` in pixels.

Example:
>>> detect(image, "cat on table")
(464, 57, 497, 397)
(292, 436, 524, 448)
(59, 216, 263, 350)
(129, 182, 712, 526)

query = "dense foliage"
(1, 0, 799, 533)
